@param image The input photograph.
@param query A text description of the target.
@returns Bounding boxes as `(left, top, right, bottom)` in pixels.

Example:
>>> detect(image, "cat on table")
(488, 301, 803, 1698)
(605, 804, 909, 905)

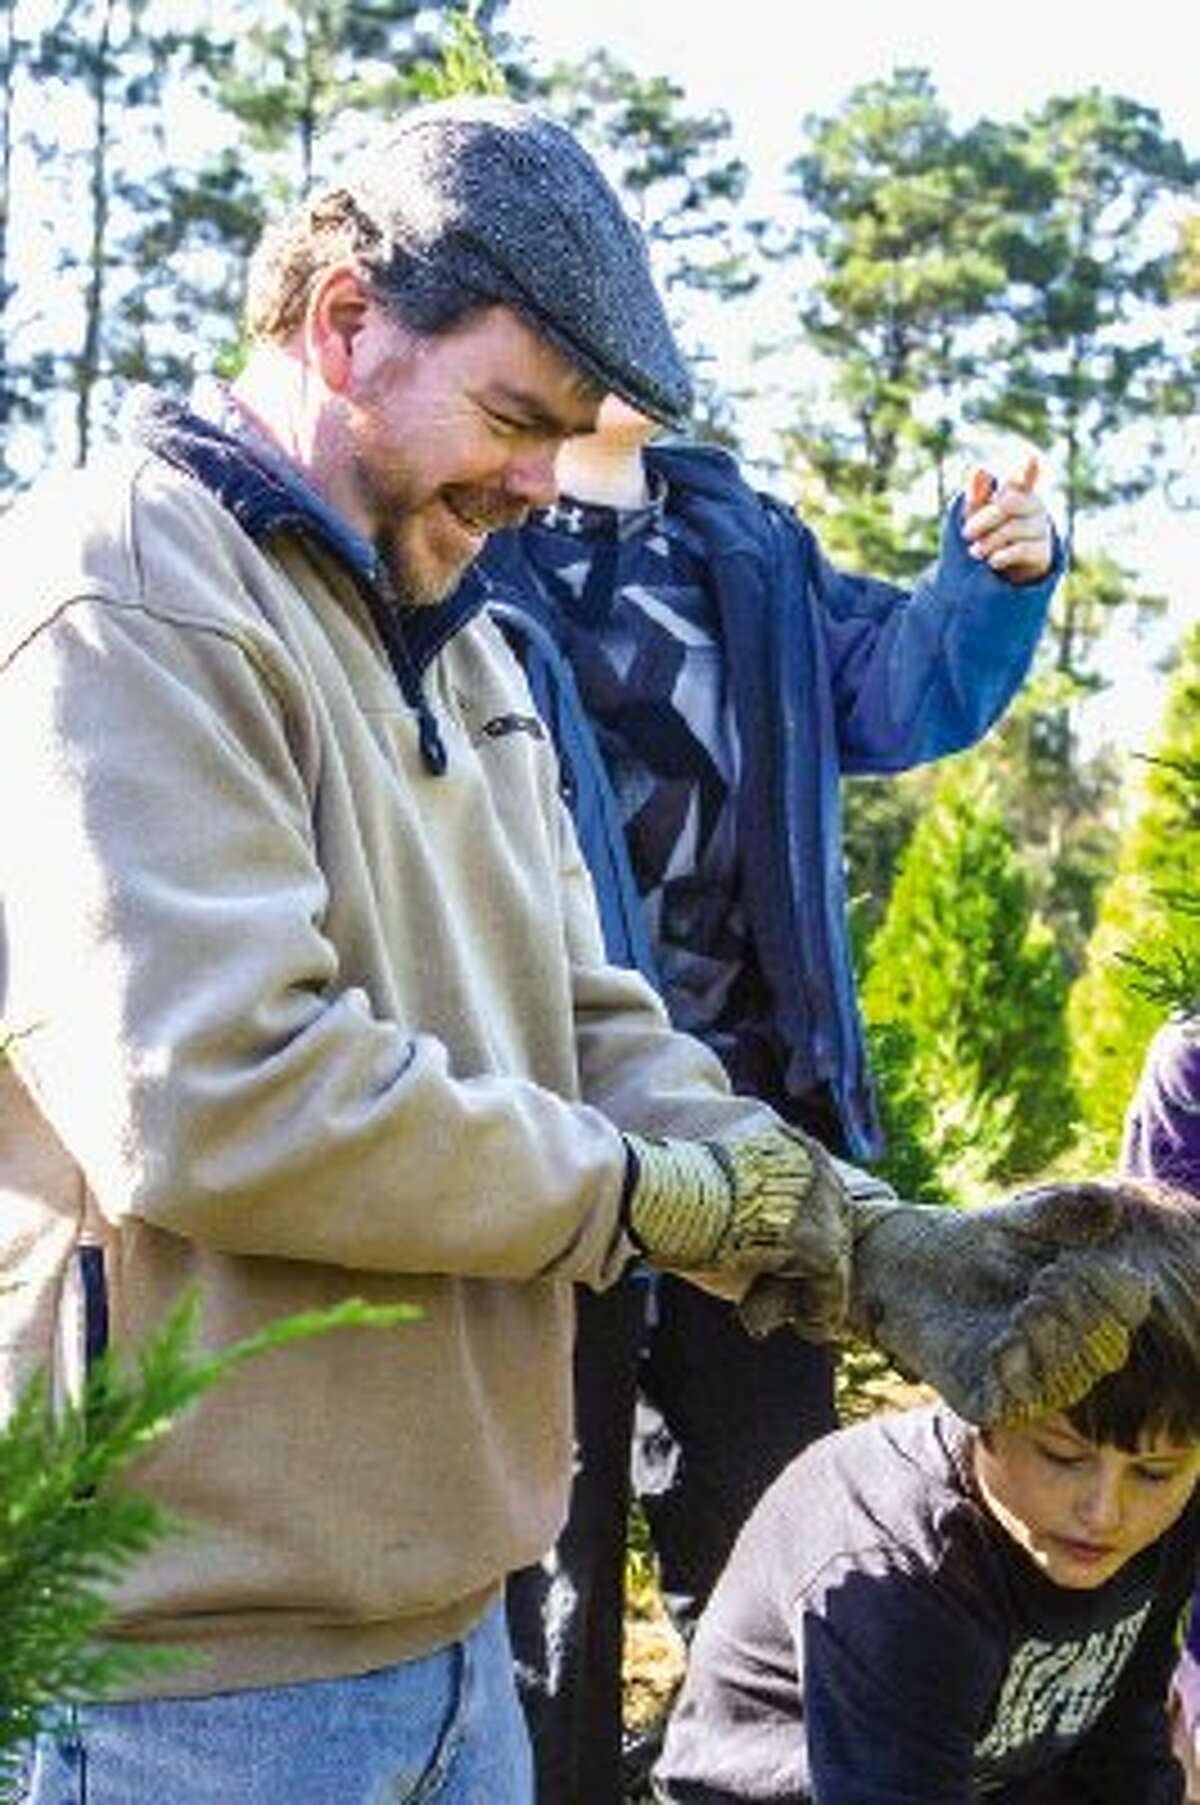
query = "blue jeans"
(18, 1601, 533, 1804)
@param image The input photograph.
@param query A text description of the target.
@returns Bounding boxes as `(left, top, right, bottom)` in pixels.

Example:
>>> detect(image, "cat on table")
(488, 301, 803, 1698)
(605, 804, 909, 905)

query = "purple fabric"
(1121, 1015, 1200, 1197)
(1121, 1012, 1200, 1666)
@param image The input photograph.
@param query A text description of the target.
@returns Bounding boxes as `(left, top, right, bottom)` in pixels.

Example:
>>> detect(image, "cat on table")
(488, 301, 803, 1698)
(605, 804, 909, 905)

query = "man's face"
(973, 1413, 1200, 1590)
(319, 301, 600, 605)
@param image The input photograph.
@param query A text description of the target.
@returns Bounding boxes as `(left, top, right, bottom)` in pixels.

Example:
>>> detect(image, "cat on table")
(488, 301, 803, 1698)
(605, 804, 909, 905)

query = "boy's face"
(973, 1413, 1200, 1590)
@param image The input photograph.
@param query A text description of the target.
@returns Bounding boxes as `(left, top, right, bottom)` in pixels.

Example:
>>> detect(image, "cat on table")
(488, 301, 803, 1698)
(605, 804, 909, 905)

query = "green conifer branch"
(0, 1290, 419, 1792)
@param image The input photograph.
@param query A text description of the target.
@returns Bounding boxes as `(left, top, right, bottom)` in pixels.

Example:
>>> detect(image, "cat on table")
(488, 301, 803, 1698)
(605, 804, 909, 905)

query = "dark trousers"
(508, 1274, 836, 1804)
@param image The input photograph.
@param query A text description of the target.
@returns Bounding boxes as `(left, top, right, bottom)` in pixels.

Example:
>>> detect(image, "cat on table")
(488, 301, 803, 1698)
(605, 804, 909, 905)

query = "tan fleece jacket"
(0, 450, 770, 1695)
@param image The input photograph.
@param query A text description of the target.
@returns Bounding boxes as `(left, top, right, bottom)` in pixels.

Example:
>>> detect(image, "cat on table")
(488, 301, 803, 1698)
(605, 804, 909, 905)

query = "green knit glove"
(742, 1180, 1152, 1427)
(622, 1124, 852, 1333)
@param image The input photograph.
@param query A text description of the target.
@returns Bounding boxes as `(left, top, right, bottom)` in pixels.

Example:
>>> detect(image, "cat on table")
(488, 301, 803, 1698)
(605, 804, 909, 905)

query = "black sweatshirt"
(656, 1404, 1195, 1803)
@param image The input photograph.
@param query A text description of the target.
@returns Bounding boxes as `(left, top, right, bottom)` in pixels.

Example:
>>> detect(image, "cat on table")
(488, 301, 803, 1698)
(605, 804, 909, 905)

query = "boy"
(654, 1177, 1200, 1803)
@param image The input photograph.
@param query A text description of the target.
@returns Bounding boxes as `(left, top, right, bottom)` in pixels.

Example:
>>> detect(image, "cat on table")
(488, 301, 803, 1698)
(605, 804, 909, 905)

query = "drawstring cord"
(356, 567, 449, 776)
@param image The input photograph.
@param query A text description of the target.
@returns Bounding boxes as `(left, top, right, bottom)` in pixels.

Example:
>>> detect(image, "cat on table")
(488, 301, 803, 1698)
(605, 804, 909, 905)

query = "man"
(0, 99, 1149, 1804)
(483, 396, 1064, 1800)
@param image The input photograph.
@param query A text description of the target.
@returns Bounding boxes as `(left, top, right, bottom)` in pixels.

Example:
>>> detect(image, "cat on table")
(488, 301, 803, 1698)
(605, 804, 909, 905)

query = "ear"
(306, 264, 370, 394)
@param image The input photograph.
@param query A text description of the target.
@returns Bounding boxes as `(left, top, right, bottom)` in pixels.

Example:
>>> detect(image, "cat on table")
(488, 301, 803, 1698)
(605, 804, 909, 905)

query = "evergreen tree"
(1067, 623, 1200, 1149)
(25, 0, 214, 466)
(955, 673, 1124, 978)
(809, 82, 1194, 977)
(408, 3, 507, 103)
(205, 0, 498, 193)
(775, 68, 1037, 576)
(861, 1019, 950, 1203)
(842, 768, 930, 953)
(861, 766, 1076, 1195)
(1168, 209, 1200, 510)
(0, 0, 22, 479)
(977, 91, 1196, 745)
(847, 676, 1124, 1022)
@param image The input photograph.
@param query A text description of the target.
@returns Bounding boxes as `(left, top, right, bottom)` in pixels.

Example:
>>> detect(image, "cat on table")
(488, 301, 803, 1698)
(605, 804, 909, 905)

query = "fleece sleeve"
(0, 588, 762, 1288)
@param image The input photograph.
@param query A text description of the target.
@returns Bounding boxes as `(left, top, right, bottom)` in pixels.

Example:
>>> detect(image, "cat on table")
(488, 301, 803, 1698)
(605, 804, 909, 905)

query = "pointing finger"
(1008, 454, 1039, 495)
(964, 468, 995, 516)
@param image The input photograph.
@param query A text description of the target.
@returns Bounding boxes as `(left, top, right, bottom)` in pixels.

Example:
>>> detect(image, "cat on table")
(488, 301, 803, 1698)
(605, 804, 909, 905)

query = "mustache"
(442, 487, 530, 534)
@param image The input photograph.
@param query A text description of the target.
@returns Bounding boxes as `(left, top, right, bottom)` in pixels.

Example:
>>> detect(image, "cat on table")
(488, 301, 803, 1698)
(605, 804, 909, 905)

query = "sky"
(504, 0, 1200, 167)
(502, 0, 1199, 751)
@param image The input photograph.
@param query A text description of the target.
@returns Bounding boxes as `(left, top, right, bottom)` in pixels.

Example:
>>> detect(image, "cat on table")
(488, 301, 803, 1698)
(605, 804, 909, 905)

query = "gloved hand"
(622, 1124, 852, 1337)
(740, 1179, 1152, 1427)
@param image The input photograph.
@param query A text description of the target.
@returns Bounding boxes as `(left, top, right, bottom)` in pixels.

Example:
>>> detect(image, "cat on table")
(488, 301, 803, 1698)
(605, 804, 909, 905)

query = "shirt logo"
(481, 713, 545, 742)
(537, 501, 588, 533)
(977, 1605, 1150, 1763)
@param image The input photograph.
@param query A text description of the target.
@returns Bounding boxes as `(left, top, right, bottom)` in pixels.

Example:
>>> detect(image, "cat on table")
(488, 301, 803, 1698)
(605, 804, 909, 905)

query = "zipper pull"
(417, 704, 448, 775)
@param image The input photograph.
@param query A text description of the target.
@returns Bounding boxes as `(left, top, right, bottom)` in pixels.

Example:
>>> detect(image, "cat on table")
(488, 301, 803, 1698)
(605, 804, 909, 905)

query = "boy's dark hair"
(1059, 1178, 1200, 1449)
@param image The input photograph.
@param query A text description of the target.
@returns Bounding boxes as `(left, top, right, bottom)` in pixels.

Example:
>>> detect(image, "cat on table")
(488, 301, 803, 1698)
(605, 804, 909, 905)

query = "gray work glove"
(740, 1177, 1152, 1427)
(622, 1124, 852, 1336)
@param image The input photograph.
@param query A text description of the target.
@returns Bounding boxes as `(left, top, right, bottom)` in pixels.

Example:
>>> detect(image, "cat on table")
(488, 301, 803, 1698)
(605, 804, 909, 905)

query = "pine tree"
(408, 2, 507, 102)
(775, 68, 1032, 577)
(975, 91, 1196, 784)
(861, 766, 1076, 1195)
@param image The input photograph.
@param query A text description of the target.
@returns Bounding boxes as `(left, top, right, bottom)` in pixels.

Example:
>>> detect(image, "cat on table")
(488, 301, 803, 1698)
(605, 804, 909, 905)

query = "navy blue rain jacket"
(483, 443, 1058, 1159)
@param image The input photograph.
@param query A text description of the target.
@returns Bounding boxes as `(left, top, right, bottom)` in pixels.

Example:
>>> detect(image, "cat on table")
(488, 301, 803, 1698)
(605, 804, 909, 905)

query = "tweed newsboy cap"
(346, 98, 693, 430)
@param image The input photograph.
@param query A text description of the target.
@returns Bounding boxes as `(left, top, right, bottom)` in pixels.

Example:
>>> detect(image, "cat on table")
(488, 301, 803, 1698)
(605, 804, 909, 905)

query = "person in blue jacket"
(481, 396, 1061, 1803)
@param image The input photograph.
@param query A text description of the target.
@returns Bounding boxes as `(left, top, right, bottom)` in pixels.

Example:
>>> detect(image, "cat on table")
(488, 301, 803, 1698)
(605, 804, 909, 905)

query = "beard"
(369, 473, 530, 608)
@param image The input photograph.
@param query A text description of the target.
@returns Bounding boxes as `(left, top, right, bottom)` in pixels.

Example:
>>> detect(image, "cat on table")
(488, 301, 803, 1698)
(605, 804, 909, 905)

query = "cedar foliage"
(0, 1290, 418, 1795)
(861, 766, 1076, 1194)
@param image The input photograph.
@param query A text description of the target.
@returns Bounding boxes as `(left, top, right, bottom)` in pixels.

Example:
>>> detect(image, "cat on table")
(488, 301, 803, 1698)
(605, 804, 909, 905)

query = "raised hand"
(962, 455, 1055, 584)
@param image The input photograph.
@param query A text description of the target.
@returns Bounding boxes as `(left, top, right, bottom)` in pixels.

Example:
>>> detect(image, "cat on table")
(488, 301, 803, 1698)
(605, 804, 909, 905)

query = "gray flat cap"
(348, 98, 693, 430)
